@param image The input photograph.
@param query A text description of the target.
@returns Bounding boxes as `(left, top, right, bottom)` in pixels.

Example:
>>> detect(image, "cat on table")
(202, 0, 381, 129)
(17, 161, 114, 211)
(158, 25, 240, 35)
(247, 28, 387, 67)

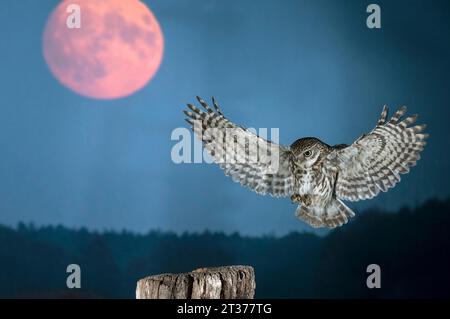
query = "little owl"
(183, 97, 428, 228)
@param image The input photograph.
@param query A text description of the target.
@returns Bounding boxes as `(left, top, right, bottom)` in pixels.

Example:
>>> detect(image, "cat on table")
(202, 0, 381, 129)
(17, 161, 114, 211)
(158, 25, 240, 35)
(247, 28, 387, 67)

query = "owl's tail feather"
(295, 199, 355, 228)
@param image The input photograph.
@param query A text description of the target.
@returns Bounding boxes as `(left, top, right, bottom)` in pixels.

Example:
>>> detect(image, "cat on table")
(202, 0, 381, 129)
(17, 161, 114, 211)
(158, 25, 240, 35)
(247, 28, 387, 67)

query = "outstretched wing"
(183, 96, 295, 197)
(327, 106, 428, 201)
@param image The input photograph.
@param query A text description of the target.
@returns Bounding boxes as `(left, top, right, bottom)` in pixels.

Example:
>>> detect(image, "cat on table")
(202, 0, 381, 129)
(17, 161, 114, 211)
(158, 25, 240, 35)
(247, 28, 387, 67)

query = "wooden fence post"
(136, 265, 255, 299)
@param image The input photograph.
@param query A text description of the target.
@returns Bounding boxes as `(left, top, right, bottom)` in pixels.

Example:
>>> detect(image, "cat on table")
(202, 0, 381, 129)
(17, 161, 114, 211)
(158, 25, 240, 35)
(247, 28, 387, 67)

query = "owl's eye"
(304, 150, 312, 157)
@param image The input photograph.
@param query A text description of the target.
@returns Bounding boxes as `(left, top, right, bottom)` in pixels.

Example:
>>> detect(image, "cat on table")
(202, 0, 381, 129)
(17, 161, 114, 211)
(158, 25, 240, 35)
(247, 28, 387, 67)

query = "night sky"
(0, 0, 449, 235)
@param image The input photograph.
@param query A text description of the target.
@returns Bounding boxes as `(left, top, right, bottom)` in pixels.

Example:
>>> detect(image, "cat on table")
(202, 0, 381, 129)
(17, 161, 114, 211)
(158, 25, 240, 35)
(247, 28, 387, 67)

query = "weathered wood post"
(136, 265, 255, 299)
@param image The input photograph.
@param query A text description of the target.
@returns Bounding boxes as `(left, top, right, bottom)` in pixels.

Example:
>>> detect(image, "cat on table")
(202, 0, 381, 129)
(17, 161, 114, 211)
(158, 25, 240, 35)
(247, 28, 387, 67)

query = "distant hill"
(0, 198, 449, 298)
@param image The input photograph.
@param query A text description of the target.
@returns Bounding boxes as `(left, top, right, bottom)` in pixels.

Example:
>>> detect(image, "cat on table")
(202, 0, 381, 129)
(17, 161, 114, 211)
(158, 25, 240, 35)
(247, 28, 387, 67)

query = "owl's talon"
(291, 194, 312, 206)
(291, 194, 302, 204)
(301, 195, 313, 206)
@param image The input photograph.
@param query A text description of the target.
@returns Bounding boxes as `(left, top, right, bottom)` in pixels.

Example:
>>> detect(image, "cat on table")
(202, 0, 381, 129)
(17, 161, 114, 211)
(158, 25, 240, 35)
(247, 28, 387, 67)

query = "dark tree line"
(0, 198, 449, 298)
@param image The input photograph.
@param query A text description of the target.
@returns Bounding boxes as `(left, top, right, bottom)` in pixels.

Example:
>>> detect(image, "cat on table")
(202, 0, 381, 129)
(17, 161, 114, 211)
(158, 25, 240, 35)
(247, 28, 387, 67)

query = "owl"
(183, 97, 428, 228)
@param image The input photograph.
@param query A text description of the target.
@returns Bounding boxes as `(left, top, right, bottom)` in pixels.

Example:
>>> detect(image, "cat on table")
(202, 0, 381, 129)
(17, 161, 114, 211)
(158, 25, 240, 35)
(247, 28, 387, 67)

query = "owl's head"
(290, 137, 330, 168)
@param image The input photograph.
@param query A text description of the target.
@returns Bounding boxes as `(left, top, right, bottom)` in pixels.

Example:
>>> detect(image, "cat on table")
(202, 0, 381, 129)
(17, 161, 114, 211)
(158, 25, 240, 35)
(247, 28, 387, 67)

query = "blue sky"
(0, 0, 449, 235)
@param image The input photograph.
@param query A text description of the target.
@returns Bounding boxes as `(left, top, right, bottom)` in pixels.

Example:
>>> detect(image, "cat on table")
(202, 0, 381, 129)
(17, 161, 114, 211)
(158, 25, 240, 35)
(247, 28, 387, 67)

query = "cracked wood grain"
(136, 266, 255, 299)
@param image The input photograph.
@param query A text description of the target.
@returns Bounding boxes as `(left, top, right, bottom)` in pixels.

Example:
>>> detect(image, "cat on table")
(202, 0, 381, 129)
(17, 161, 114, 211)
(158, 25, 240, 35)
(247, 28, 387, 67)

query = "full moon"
(43, 0, 164, 99)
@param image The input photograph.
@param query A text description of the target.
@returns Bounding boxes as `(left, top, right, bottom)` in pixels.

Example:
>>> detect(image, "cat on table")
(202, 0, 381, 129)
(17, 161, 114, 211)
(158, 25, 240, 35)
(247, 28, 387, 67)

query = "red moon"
(43, 0, 164, 99)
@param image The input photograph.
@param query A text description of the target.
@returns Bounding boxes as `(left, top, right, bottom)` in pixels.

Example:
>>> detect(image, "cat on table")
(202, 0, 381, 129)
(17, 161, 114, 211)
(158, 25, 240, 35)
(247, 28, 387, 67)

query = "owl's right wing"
(183, 97, 296, 197)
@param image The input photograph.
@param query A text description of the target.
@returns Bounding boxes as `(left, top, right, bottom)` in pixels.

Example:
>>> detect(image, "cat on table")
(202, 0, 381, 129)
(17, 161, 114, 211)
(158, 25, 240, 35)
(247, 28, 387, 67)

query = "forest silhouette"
(0, 198, 449, 298)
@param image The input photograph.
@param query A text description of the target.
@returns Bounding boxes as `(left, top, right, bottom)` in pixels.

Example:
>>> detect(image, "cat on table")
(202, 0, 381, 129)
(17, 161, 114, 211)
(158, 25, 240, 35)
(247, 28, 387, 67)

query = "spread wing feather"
(327, 105, 428, 201)
(183, 97, 295, 197)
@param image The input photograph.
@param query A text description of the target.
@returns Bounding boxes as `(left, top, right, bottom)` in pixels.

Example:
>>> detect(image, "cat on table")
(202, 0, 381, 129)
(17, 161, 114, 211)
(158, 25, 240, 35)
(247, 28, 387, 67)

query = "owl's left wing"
(183, 97, 295, 197)
(326, 106, 428, 201)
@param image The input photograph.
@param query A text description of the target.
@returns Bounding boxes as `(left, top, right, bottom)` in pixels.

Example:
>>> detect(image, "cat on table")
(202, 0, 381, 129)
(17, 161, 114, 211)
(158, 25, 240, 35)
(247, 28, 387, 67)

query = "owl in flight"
(183, 97, 428, 228)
